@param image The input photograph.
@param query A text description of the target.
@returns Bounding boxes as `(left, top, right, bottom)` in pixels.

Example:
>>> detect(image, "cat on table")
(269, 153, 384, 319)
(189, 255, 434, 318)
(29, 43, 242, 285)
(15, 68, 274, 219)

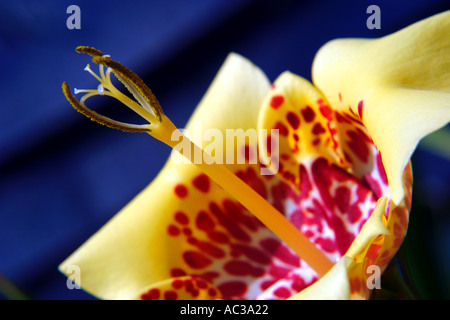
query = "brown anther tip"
(62, 82, 75, 102)
(76, 46, 104, 58)
(92, 56, 139, 83)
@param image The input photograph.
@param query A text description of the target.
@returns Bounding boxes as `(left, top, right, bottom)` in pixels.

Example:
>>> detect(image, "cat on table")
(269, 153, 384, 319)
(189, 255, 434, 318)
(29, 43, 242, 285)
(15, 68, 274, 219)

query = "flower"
(60, 11, 449, 300)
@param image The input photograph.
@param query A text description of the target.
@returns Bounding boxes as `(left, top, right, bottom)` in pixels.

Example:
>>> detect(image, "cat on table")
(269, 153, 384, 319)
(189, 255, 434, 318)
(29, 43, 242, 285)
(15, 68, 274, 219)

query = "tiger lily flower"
(60, 11, 449, 300)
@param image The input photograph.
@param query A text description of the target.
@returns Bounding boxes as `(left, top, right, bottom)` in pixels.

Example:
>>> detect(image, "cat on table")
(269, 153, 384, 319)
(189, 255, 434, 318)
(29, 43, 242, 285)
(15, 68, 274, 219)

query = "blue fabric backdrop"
(1, 0, 449, 299)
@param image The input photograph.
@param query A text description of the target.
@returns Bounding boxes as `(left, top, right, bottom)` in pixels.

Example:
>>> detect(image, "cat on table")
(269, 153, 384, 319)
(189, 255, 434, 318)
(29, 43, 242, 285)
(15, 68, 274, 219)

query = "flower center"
(62, 46, 334, 277)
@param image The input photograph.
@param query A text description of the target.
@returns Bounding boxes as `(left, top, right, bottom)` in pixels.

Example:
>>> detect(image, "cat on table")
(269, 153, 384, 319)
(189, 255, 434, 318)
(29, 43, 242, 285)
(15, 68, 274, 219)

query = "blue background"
(0, 0, 449, 299)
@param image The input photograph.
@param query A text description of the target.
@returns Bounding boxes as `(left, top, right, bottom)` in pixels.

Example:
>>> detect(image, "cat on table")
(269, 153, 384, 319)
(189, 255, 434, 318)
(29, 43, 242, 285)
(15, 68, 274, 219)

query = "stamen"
(92, 56, 163, 121)
(62, 82, 150, 133)
(62, 47, 334, 277)
(84, 64, 102, 83)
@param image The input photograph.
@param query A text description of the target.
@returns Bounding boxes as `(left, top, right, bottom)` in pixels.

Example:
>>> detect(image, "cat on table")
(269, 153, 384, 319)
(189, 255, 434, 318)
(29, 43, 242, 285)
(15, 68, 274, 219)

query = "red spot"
(329, 214, 357, 254)
(301, 106, 315, 122)
(174, 211, 189, 225)
(183, 228, 192, 236)
(208, 231, 230, 244)
(335, 112, 351, 123)
(346, 130, 370, 163)
(364, 174, 383, 199)
(183, 251, 213, 269)
(197, 271, 220, 282)
(174, 184, 188, 198)
(315, 237, 337, 253)
(348, 204, 363, 224)
(366, 244, 382, 265)
(356, 185, 370, 202)
(210, 202, 251, 242)
(273, 121, 288, 136)
(299, 165, 312, 199)
(339, 92, 342, 102)
(218, 281, 247, 298)
(394, 223, 403, 239)
(270, 95, 284, 109)
(304, 230, 314, 238)
(191, 289, 199, 297)
(170, 268, 186, 277)
(164, 290, 178, 300)
(352, 278, 362, 293)
(265, 135, 276, 156)
(187, 237, 198, 244)
(270, 183, 287, 213)
(230, 247, 241, 258)
(195, 278, 208, 289)
(260, 238, 299, 267)
(224, 260, 264, 277)
(319, 105, 333, 121)
(331, 165, 354, 183)
(261, 280, 277, 290)
(242, 167, 268, 198)
(208, 288, 218, 297)
(171, 279, 184, 289)
(141, 288, 160, 300)
(196, 211, 215, 232)
(376, 152, 388, 185)
(168, 225, 180, 236)
(190, 239, 225, 258)
(311, 158, 335, 211)
(358, 100, 363, 119)
(356, 127, 373, 143)
(231, 244, 272, 265)
(290, 209, 304, 230)
(335, 186, 351, 213)
(242, 145, 254, 161)
(344, 151, 353, 164)
(286, 112, 300, 129)
(268, 264, 291, 278)
(291, 275, 306, 292)
(312, 138, 320, 146)
(273, 287, 291, 299)
(184, 279, 194, 292)
(223, 199, 257, 231)
(193, 174, 210, 193)
(312, 123, 326, 135)
(306, 199, 327, 232)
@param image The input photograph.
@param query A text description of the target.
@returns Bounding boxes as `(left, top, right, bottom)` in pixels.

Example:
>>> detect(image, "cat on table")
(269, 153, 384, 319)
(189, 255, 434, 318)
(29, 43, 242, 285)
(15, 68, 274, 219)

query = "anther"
(76, 46, 104, 58)
(92, 56, 163, 121)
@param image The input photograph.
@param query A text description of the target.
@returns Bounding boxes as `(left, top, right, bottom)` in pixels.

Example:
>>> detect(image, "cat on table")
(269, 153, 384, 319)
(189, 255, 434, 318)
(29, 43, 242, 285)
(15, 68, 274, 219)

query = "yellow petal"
(289, 256, 353, 300)
(344, 197, 390, 261)
(59, 53, 271, 299)
(312, 10, 450, 205)
(257, 71, 347, 185)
